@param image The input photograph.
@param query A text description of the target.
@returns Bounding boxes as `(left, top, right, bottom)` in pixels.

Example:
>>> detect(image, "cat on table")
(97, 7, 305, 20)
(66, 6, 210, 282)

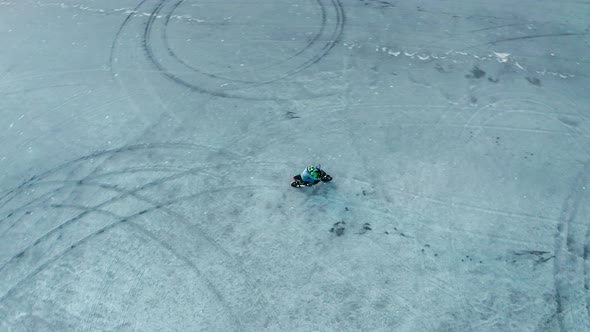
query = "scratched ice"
(0, 0, 589, 331)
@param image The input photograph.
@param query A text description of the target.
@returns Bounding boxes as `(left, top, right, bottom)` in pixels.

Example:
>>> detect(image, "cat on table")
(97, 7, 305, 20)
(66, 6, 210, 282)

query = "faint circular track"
(112, 0, 344, 100)
(0, 143, 284, 331)
(159, 0, 337, 83)
(0, 143, 241, 208)
(551, 161, 590, 330)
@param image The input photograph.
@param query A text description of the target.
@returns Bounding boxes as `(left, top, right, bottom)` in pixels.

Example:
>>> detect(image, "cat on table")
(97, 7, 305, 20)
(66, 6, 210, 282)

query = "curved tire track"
(125, 0, 345, 100)
(0, 185, 274, 328)
(0, 142, 243, 209)
(0, 145, 286, 330)
(552, 161, 590, 330)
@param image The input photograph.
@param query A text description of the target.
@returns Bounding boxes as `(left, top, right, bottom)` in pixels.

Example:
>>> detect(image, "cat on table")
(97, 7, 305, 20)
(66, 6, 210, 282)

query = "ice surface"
(0, 0, 589, 331)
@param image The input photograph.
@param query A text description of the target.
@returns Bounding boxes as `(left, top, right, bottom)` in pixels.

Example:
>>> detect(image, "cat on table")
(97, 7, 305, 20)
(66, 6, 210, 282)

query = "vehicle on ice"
(291, 165, 332, 188)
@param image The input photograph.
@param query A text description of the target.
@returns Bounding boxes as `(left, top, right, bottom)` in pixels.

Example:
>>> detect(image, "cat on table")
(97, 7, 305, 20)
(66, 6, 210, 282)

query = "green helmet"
(308, 166, 321, 179)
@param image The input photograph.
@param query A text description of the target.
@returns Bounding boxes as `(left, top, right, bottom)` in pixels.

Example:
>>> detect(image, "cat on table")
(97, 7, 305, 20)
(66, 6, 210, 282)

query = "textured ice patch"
(493, 52, 511, 63)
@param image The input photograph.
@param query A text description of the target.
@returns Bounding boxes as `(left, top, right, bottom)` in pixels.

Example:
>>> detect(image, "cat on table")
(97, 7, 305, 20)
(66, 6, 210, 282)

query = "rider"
(294, 165, 324, 187)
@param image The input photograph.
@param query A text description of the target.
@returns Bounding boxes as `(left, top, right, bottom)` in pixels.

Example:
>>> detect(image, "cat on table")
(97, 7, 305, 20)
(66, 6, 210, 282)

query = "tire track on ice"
(551, 161, 590, 330)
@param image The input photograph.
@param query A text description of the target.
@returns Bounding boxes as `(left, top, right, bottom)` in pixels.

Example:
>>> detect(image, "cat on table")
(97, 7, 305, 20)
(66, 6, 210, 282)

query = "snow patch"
(536, 69, 575, 78)
(32, 3, 206, 23)
(514, 61, 525, 70)
(493, 52, 511, 63)
(343, 42, 361, 50)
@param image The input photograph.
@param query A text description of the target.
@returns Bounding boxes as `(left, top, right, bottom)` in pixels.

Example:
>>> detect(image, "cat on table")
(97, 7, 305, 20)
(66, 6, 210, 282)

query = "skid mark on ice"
(133, 198, 284, 330)
(0, 145, 230, 249)
(341, 114, 590, 142)
(6, 93, 132, 159)
(107, 1, 168, 131)
(318, 181, 549, 247)
(0, 143, 243, 206)
(469, 23, 530, 33)
(126, 221, 245, 331)
(302, 188, 509, 320)
(485, 32, 589, 46)
(82, 250, 125, 332)
(307, 155, 552, 243)
(386, 186, 561, 225)
(313, 252, 435, 330)
(0, 144, 286, 330)
(552, 161, 590, 330)
(0, 167, 185, 228)
(0, 156, 283, 227)
(365, 235, 491, 326)
(586, 215, 590, 319)
(334, 153, 494, 322)
(141, 0, 237, 98)
(0, 207, 120, 302)
(459, 93, 590, 159)
(0, 209, 32, 239)
(0, 84, 86, 97)
(51, 95, 130, 128)
(106, 178, 283, 329)
(159, 0, 326, 83)
(108, 0, 148, 75)
(474, 110, 581, 132)
(110, 0, 344, 99)
(0, 69, 111, 89)
(0, 166, 219, 265)
(0, 157, 279, 224)
(0, 185, 275, 328)
(72, 212, 145, 332)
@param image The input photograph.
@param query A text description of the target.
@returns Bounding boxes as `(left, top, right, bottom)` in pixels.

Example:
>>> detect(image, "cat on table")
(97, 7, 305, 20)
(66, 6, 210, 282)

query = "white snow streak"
(370, 45, 575, 79)
(32, 2, 206, 23)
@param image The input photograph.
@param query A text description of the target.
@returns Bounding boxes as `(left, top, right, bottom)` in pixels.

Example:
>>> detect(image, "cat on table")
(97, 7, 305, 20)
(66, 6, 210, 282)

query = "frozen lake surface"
(1, 0, 589, 331)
